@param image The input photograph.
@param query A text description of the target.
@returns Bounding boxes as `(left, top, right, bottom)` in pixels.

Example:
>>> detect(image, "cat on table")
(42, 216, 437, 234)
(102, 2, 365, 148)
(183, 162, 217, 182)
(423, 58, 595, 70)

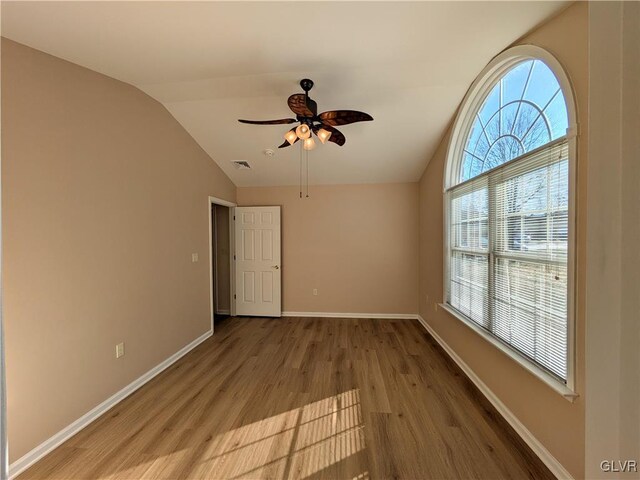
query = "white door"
(234, 206, 282, 317)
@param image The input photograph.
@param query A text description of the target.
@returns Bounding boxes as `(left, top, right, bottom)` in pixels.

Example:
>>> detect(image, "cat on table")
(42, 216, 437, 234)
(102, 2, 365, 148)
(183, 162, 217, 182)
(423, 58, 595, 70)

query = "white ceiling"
(1, 1, 568, 187)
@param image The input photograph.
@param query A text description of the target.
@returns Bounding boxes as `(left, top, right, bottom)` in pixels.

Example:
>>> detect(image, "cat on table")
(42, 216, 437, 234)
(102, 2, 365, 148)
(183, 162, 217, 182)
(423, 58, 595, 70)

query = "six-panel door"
(234, 206, 282, 317)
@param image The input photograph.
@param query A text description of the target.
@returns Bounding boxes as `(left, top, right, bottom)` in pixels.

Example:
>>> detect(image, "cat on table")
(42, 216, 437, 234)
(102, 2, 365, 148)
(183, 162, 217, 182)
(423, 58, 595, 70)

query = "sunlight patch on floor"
(351, 472, 371, 480)
(181, 389, 367, 479)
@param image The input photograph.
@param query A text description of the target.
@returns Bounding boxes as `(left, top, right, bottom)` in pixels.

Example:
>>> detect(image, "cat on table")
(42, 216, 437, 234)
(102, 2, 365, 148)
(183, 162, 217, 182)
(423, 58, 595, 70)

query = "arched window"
(460, 59, 568, 181)
(444, 46, 576, 394)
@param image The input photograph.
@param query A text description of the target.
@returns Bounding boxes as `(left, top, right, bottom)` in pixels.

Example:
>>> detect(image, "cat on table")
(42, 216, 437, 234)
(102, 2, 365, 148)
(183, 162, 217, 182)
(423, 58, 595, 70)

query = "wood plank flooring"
(19, 317, 554, 480)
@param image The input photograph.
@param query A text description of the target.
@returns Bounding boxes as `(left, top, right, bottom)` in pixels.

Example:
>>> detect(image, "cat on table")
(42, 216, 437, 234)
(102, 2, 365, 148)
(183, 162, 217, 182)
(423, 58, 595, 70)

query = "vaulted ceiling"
(1, 1, 568, 186)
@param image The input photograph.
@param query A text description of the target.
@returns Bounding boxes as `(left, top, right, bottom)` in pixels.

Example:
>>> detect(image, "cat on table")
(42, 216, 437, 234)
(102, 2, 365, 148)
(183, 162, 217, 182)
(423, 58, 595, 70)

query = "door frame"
(208, 196, 236, 333)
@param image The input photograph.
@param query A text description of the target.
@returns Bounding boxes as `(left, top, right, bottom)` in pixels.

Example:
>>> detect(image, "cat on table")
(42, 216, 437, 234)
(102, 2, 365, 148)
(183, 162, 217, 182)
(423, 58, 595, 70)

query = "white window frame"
(442, 45, 578, 400)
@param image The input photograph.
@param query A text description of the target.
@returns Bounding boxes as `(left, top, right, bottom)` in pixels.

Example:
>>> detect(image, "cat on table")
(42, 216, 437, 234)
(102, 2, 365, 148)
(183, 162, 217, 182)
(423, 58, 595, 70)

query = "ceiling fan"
(238, 78, 373, 150)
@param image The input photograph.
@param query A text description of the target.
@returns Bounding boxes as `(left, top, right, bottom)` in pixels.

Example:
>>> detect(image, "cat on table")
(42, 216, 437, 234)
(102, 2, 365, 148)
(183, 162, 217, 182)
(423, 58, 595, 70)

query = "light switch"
(115, 342, 125, 358)
(192, 253, 199, 263)
(313, 289, 318, 296)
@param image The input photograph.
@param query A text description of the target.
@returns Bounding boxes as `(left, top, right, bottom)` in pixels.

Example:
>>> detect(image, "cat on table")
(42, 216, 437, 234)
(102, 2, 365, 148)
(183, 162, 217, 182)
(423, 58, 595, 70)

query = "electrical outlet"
(115, 342, 125, 359)
(313, 289, 318, 296)
(191, 253, 199, 263)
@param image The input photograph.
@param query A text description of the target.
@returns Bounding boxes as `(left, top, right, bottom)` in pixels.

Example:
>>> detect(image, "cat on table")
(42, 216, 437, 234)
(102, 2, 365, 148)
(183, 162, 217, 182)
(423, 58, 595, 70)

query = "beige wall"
(238, 184, 419, 315)
(586, 2, 640, 478)
(618, 1, 640, 469)
(2, 39, 236, 462)
(417, 3, 587, 478)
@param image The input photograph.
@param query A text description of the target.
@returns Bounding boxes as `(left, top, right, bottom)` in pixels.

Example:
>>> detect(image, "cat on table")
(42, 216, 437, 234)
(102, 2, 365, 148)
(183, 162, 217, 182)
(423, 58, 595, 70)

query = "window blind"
(447, 139, 569, 381)
(449, 177, 489, 328)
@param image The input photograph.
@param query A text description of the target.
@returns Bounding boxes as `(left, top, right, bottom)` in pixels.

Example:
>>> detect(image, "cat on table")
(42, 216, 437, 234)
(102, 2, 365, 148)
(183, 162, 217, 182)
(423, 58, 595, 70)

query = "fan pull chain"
(306, 148, 310, 198)
(299, 142, 303, 199)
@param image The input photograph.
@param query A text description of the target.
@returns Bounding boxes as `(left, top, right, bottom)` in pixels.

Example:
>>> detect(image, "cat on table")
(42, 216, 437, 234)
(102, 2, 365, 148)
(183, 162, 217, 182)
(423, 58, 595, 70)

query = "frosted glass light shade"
(317, 128, 332, 144)
(296, 124, 311, 139)
(303, 137, 316, 151)
(284, 130, 298, 145)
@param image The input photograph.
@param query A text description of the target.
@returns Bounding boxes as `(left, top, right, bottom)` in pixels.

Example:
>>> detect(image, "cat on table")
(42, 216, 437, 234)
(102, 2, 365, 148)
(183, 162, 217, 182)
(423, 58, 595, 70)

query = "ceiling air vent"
(231, 160, 251, 170)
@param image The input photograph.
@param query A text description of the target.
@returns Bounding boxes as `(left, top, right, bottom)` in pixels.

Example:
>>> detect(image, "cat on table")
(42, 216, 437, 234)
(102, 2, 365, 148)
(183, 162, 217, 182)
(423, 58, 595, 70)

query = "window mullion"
(487, 178, 495, 333)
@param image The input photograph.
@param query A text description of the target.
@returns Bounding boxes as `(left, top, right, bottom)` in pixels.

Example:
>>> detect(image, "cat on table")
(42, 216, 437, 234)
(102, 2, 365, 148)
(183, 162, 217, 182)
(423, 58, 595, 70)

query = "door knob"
(273, 265, 280, 269)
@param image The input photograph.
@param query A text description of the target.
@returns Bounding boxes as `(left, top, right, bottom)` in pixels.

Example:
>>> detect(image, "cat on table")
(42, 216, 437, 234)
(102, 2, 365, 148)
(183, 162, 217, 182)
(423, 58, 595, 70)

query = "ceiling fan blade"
(238, 118, 297, 125)
(317, 124, 346, 146)
(288, 94, 317, 117)
(307, 98, 318, 116)
(318, 110, 373, 126)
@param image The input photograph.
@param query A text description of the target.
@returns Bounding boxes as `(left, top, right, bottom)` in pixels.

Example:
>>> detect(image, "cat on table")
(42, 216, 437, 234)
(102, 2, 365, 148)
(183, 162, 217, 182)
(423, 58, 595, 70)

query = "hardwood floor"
(19, 317, 554, 480)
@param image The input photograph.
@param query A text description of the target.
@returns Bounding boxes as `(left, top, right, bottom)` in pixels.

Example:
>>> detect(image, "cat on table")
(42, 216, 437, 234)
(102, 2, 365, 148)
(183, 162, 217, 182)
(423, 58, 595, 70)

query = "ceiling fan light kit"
(238, 78, 373, 197)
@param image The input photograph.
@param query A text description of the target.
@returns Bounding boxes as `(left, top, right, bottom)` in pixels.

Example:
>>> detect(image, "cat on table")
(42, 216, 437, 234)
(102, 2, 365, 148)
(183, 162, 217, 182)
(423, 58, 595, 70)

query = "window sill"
(438, 303, 579, 402)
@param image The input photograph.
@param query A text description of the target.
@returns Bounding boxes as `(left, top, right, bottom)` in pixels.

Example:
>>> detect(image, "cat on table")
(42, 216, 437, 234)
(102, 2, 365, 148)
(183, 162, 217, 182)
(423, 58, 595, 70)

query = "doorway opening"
(209, 196, 236, 332)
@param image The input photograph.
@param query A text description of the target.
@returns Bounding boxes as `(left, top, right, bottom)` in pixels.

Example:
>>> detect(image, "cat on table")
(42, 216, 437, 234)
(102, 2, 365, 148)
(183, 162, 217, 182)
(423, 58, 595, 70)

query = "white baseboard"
(281, 311, 419, 320)
(215, 309, 230, 315)
(416, 315, 573, 480)
(8, 329, 213, 479)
